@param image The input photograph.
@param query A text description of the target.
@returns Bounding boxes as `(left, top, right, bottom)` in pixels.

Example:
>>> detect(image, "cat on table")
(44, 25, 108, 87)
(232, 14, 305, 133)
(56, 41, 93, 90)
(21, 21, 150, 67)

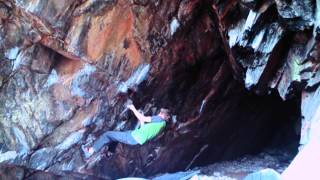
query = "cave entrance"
(191, 89, 301, 169)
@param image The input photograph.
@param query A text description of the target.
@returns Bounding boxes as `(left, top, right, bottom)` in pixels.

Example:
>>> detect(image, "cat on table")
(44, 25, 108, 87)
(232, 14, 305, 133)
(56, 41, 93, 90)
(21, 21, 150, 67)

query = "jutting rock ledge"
(0, 0, 319, 179)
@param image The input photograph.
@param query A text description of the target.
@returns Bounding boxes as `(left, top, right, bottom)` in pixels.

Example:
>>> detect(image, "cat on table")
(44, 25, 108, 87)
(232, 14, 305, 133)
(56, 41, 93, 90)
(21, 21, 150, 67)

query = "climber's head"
(159, 108, 170, 121)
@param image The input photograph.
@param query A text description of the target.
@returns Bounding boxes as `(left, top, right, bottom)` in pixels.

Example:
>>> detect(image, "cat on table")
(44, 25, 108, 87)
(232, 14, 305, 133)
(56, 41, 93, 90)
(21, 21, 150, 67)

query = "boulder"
(0, 0, 319, 179)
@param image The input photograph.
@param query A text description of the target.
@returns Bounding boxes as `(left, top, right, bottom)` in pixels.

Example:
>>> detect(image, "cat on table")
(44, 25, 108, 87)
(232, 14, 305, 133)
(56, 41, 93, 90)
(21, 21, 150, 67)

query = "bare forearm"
(131, 108, 146, 122)
(127, 104, 151, 123)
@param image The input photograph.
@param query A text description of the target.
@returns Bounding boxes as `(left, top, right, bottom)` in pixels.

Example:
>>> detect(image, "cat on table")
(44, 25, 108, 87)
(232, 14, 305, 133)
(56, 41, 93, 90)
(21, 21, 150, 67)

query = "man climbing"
(82, 103, 170, 158)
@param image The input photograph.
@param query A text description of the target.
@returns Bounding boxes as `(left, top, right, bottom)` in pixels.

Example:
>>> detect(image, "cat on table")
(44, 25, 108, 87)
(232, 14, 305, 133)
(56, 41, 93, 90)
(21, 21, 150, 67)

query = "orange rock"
(84, 1, 142, 68)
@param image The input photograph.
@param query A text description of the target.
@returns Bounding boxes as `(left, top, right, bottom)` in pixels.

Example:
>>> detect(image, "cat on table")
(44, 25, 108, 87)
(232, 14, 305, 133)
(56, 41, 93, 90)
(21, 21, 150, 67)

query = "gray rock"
(29, 148, 57, 170)
(55, 129, 85, 152)
(0, 151, 18, 163)
(244, 168, 281, 180)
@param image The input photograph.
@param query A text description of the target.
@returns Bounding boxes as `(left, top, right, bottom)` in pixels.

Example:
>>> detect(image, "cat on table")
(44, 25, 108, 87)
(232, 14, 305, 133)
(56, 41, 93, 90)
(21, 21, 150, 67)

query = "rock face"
(0, 0, 319, 179)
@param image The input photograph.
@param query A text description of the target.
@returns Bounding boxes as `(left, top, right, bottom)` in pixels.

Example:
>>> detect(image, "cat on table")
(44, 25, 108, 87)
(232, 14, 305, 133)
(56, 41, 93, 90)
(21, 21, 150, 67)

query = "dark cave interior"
(191, 90, 301, 168)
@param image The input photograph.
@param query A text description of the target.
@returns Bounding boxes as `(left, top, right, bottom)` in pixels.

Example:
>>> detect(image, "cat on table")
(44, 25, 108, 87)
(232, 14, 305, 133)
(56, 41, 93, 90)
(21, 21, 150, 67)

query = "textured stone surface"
(0, 0, 319, 179)
(300, 86, 320, 146)
(0, 163, 103, 180)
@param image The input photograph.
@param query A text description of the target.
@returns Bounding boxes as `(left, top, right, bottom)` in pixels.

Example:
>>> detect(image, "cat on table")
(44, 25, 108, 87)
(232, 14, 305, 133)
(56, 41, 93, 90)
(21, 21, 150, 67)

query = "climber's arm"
(127, 104, 152, 123)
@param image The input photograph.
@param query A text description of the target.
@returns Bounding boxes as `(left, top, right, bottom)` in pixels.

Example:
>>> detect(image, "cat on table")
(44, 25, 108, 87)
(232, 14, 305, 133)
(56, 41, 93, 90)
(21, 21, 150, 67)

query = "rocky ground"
(193, 148, 294, 179)
(151, 146, 296, 180)
(0, 147, 294, 180)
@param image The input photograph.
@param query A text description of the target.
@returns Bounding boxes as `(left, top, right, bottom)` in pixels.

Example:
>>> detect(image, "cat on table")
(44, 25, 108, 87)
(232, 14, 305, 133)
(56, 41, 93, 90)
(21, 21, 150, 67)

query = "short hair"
(160, 108, 170, 117)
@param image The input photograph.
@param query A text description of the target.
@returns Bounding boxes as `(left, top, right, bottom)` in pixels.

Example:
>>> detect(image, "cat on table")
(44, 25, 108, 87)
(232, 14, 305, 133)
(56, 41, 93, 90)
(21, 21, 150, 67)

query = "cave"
(1, 0, 320, 179)
(188, 91, 301, 169)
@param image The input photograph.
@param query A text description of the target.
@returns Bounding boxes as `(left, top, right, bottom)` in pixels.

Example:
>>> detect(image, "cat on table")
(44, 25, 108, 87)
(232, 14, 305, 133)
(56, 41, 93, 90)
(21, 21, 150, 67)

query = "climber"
(82, 104, 170, 158)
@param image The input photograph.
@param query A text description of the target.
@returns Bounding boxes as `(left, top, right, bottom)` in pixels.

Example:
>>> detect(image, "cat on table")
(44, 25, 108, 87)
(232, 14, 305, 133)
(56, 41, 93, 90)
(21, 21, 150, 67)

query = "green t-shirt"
(131, 116, 166, 145)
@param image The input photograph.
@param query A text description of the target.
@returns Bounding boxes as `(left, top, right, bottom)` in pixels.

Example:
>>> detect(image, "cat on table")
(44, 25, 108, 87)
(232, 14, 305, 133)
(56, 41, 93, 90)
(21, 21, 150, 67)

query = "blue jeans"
(92, 131, 138, 152)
